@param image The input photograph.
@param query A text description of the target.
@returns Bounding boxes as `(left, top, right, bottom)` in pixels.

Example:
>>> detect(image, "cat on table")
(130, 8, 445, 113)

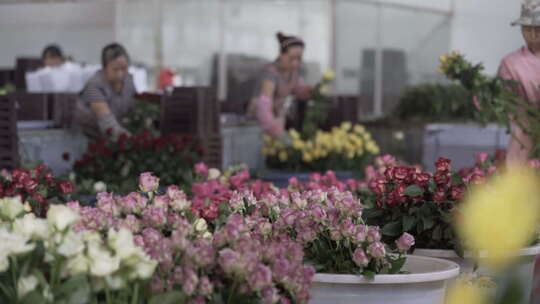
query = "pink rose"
(219, 248, 242, 276)
(352, 248, 370, 266)
(354, 225, 368, 243)
(141, 207, 167, 228)
(396, 232, 415, 252)
(198, 276, 213, 296)
(365, 166, 379, 181)
(261, 286, 280, 304)
(153, 195, 170, 211)
(194, 162, 209, 177)
(367, 226, 381, 242)
(475, 152, 489, 165)
(340, 219, 356, 238)
(248, 264, 273, 291)
(367, 242, 386, 258)
(529, 159, 540, 169)
(450, 185, 466, 201)
(139, 172, 159, 193)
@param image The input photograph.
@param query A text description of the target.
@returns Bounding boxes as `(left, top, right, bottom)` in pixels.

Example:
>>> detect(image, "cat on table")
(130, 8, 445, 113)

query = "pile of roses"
(70, 169, 414, 303)
(0, 165, 74, 217)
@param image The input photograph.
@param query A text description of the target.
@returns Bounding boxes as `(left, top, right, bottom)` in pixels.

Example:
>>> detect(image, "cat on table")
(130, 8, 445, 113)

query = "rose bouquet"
(0, 166, 74, 217)
(71, 173, 314, 303)
(263, 122, 380, 172)
(361, 157, 466, 251)
(73, 130, 202, 195)
(229, 186, 414, 279)
(0, 197, 157, 304)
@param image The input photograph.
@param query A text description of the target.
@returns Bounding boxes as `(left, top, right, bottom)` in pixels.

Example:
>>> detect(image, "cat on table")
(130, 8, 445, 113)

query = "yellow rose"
(278, 151, 288, 162)
(262, 135, 273, 144)
(340, 122, 352, 131)
(302, 152, 313, 163)
(289, 129, 300, 140)
(353, 125, 366, 134)
(438, 54, 449, 63)
(322, 69, 335, 81)
(292, 139, 304, 150)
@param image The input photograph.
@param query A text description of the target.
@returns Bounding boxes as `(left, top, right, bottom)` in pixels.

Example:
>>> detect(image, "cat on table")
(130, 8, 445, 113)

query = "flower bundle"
(0, 166, 74, 217)
(0, 197, 156, 304)
(263, 122, 380, 172)
(73, 130, 203, 194)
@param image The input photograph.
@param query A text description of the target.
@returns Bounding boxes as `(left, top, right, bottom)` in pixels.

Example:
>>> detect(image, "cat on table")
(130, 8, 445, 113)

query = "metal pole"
(217, 0, 228, 102)
(373, 2, 383, 118)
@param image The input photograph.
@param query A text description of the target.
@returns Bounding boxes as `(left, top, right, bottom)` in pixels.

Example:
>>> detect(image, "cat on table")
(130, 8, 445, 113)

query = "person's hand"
(296, 85, 313, 101)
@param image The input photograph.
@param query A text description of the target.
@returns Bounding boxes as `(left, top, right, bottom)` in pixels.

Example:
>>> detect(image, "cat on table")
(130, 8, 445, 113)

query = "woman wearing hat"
(247, 32, 312, 139)
(498, 0, 540, 163)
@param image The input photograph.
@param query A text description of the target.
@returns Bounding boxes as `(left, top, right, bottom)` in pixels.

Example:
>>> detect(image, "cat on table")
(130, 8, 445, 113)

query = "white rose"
(107, 228, 138, 259)
(18, 275, 38, 298)
(66, 253, 90, 276)
(132, 255, 157, 280)
(88, 243, 120, 277)
(193, 218, 208, 232)
(0, 197, 24, 220)
(57, 232, 84, 257)
(208, 168, 221, 180)
(47, 205, 79, 231)
(13, 213, 49, 240)
(93, 181, 107, 193)
(105, 275, 126, 290)
(0, 229, 34, 255)
(202, 231, 212, 239)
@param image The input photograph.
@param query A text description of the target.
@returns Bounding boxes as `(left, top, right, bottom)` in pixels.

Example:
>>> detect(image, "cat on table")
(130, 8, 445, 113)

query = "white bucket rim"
(312, 255, 459, 284)
(414, 244, 540, 259)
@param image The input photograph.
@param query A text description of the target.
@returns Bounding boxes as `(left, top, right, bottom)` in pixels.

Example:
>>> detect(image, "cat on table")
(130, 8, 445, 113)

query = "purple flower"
(248, 264, 273, 291)
(141, 207, 167, 228)
(367, 242, 386, 258)
(396, 232, 415, 252)
(194, 162, 209, 177)
(119, 192, 147, 214)
(219, 249, 242, 276)
(230, 191, 245, 211)
(367, 226, 381, 242)
(139, 172, 159, 193)
(141, 228, 164, 246)
(352, 248, 370, 267)
(339, 219, 356, 238)
(261, 286, 280, 304)
(96, 192, 120, 216)
(354, 225, 368, 244)
(117, 214, 141, 233)
(291, 192, 307, 209)
(198, 276, 213, 296)
(310, 204, 327, 222)
(153, 195, 170, 211)
(182, 266, 199, 296)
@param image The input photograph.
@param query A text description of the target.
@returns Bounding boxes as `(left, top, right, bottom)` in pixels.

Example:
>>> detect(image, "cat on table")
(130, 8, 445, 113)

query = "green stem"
(227, 280, 238, 304)
(11, 257, 18, 301)
(105, 283, 112, 304)
(131, 282, 139, 304)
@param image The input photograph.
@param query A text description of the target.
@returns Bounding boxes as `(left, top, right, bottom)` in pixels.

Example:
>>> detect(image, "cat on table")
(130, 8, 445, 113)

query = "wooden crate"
(9, 92, 52, 121)
(51, 93, 77, 128)
(0, 96, 18, 170)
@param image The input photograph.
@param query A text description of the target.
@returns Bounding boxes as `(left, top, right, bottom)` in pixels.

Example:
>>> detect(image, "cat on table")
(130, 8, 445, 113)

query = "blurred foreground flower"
(446, 280, 486, 304)
(458, 166, 540, 270)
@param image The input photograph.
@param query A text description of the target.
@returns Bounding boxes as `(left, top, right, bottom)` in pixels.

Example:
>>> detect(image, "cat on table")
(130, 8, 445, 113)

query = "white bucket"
(309, 255, 459, 304)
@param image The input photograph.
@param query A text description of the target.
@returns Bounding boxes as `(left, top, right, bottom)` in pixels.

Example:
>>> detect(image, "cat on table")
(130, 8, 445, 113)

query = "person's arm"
(293, 76, 312, 101)
(82, 83, 130, 138)
(257, 79, 285, 138)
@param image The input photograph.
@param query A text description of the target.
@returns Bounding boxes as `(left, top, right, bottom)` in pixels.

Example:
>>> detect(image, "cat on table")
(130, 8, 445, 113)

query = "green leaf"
(381, 221, 402, 237)
(432, 225, 442, 241)
(21, 291, 45, 304)
(402, 216, 416, 231)
(422, 217, 435, 230)
(403, 185, 424, 197)
(362, 270, 375, 280)
(389, 256, 406, 274)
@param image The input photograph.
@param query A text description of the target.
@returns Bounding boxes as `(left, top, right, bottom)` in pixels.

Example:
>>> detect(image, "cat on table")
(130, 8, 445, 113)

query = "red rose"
(59, 181, 74, 194)
(31, 193, 45, 204)
(393, 166, 410, 181)
(392, 184, 408, 204)
(12, 169, 29, 183)
(384, 167, 395, 180)
(435, 157, 451, 173)
(62, 152, 70, 161)
(415, 173, 431, 187)
(433, 187, 447, 203)
(202, 203, 219, 221)
(468, 173, 485, 186)
(434, 172, 450, 186)
(450, 185, 465, 201)
(23, 178, 39, 193)
(369, 179, 387, 195)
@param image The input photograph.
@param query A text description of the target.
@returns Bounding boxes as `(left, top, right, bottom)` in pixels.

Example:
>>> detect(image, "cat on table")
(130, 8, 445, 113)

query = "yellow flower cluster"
(262, 122, 380, 164)
(437, 51, 461, 74)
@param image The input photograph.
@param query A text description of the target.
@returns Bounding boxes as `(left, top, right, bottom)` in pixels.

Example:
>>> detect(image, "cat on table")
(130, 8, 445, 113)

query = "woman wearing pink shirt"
(498, 1, 540, 163)
(247, 32, 312, 139)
